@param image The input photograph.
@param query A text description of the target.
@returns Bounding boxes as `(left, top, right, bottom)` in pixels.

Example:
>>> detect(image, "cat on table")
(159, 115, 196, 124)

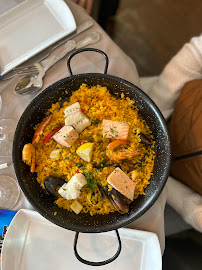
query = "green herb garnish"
(92, 119, 99, 126)
(77, 163, 84, 168)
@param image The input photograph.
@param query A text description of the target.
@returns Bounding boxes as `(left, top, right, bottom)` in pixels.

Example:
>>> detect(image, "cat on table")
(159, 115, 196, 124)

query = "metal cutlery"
(1, 20, 94, 81)
(14, 32, 101, 95)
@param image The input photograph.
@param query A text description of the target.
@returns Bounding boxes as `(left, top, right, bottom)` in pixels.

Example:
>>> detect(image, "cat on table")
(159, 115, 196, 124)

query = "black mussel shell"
(140, 133, 151, 144)
(97, 185, 104, 201)
(44, 176, 66, 198)
(102, 186, 129, 214)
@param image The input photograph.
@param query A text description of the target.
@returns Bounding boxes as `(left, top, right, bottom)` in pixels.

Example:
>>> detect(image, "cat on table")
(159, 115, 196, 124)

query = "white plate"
(1, 209, 162, 270)
(0, 0, 76, 76)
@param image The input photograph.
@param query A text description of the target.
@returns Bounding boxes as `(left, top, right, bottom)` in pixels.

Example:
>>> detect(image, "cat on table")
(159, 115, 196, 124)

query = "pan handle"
(73, 230, 122, 266)
(67, 48, 109, 75)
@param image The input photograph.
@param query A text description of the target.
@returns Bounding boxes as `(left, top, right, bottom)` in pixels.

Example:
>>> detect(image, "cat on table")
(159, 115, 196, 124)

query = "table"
(0, 0, 167, 254)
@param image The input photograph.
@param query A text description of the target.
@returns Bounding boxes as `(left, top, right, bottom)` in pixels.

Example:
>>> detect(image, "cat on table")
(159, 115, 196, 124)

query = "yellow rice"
(34, 84, 155, 215)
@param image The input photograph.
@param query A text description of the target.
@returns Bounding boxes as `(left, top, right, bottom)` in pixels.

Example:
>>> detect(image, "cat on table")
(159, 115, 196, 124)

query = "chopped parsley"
(110, 128, 115, 134)
(92, 119, 99, 126)
(77, 163, 84, 168)
(84, 171, 95, 191)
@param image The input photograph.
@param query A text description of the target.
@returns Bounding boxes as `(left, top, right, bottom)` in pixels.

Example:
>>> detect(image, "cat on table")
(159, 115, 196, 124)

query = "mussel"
(102, 186, 129, 214)
(44, 176, 66, 198)
(140, 133, 151, 145)
(97, 185, 104, 201)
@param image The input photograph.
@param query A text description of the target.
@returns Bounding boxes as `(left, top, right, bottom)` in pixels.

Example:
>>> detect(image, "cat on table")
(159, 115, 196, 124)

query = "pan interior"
(13, 74, 171, 233)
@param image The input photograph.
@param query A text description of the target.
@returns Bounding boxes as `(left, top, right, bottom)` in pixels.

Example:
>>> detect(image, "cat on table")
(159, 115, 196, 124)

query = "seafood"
(65, 110, 86, 126)
(107, 167, 136, 200)
(52, 125, 79, 148)
(58, 173, 87, 200)
(64, 102, 91, 133)
(32, 115, 52, 145)
(106, 139, 145, 162)
(140, 133, 151, 145)
(22, 143, 36, 173)
(64, 102, 80, 117)
(102, 186, 129, 214)
(72, 117, 91, 133)
(102, 119, 129, 140)
(44, 176, 65, 198)
(43, 126, 62, 143)
(22, 84, 155, 216)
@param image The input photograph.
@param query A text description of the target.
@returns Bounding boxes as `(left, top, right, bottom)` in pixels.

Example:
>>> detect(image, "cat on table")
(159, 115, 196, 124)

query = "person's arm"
(144, 35, 202, 120)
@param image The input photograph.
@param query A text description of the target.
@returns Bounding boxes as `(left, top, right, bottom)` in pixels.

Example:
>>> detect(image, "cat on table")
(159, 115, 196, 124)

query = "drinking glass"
(0, 94, 20, 209)
(0, 175, 20, 209)
(0, 119, 17, 158)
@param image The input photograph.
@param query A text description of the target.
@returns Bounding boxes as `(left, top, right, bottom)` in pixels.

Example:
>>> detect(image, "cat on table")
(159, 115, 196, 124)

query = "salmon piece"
(107, 167, 136, 200)
(102, 119, 129, 140)
(52, 126, 79, 147)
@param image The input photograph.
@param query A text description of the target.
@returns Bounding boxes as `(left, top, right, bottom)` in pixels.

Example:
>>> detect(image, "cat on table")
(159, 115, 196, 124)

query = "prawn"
(32, 115, 52, 145)
(22, 143, 36, 173)
(106, 139, 145, 162)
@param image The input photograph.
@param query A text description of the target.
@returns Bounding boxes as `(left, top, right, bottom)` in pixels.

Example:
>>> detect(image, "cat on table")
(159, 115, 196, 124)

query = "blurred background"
(90, 0, 202, 76)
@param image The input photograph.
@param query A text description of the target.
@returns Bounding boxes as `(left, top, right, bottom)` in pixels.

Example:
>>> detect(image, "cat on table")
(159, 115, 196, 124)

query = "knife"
(1, 20, 94, 80)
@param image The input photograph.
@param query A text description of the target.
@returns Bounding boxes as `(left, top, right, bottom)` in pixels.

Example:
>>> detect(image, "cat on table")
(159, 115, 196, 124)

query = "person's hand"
(71, 0, 94, 14)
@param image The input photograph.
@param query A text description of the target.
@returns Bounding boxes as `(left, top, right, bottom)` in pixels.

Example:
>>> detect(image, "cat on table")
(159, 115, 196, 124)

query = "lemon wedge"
(76, 142, 94, 162)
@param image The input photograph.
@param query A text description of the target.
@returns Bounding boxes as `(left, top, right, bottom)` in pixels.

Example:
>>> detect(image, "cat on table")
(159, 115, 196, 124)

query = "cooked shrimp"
(106, 139, 145, 162)
(32, 115, 52, 145)
(22, 143, 36, 173)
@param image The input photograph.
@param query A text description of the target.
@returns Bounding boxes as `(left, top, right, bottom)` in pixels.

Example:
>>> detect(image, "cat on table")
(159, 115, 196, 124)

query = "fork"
(15, 32, 101, 95)
(1, 20, 94, 81)
(14, 63, 43, 76)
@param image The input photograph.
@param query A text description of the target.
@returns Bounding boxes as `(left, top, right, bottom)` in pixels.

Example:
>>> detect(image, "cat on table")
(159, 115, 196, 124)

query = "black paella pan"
(13, 48, 171, 266)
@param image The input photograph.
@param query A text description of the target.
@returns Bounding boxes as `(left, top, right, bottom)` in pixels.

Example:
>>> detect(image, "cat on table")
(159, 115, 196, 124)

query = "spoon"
(15, 32, 101, 95)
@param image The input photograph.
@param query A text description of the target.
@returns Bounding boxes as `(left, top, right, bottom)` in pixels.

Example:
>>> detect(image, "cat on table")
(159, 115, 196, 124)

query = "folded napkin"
(140, 34, 202, 232)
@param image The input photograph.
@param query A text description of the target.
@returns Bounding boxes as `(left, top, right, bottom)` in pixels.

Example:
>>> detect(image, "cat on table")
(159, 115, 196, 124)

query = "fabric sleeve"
(141, 35, 202, 120)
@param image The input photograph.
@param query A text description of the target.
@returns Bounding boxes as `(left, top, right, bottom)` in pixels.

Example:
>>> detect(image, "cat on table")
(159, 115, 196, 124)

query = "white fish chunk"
(64, 102, 91, 133)
(72, 117, 91, 133)
(58, 173, 87, 200)
(64, 102, 80, 117)
(65, 111, 86, 126)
